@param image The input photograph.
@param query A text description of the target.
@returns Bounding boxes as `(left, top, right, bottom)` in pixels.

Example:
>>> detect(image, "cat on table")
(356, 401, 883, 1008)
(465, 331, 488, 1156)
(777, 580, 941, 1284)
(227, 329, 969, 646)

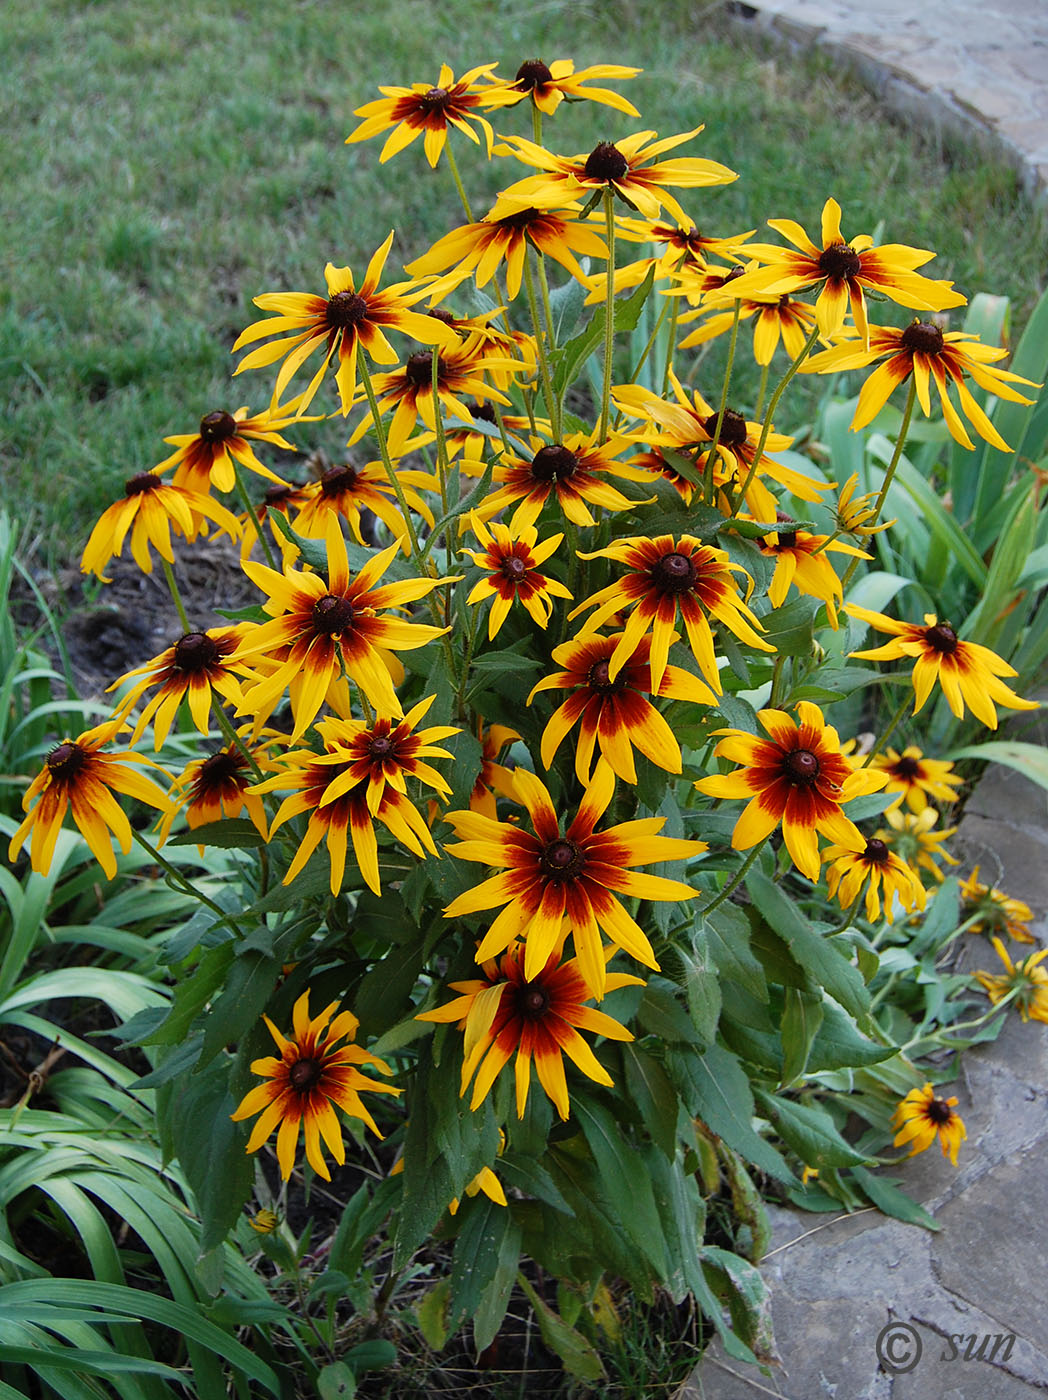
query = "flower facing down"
(960, 866, 1035, 944)
(417, 943, 642, 1119)
(80, 473, 241, 579)
(893, 1083, 966, 1165)
(232, 990, 400, 1181)
(974, 938, 1048, 1023)
(695, 702, 887, 882)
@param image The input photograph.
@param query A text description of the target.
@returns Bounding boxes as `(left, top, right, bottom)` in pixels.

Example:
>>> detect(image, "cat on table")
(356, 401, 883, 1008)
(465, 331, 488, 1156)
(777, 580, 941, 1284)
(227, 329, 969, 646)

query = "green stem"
(130, 828, 247, 939)
(598, 189, 616, 445)
(901, 990, 1018, 1052)
(828, 888, 866, 935)
(212, 701, 265, 785)
(161, 557, 190, 633)
(769, 654, 787, 708)
(431, 347, 457, 562)
(356, 346, 425, 570)
(703, 837, 769, 915)
(522, 254, 559, 440)
(531, 104, 543, 147)
(629, 295, 670, 388)
(755, 362, 770, 420)
(443, 141, 473, 223)
(865, 693, 912, 766)
(234, 464, 278, 573)
(841, 375, 918, 592)
(535, 251, 562, 440)
(661, 292, 681, 395)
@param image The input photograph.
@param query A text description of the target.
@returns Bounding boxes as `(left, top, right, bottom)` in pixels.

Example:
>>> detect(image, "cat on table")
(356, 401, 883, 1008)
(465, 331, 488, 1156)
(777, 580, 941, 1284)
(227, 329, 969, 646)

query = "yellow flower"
(871, 745, 963, 814)
(345, 63, 518, 167)
(155, 402, 303, 494)
(893, 1083, 966, 1165)
(974, 937, 1048, 1022)
(823, 835, 927, 922)
(80, 473, 240, 579)
(834, 473, 894, 539)
(881, 806, 958, 884)
(960, 866, 1035, 944)
(496, 59, 640, 116)
(757, 524, 869, 628)
(464, 515, 572, 639)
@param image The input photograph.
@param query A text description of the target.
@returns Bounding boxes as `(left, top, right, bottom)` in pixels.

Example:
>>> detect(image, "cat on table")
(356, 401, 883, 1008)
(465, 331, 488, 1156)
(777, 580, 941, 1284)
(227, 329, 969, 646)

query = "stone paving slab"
(727, 0, 1048, 199)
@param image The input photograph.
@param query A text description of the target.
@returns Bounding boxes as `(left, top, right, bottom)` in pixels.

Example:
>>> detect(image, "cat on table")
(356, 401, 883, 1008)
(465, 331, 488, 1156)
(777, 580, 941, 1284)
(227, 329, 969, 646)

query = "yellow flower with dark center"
(293, 460, 436, 555)
(695, 701, 887, 882)
(679, 293, 819, 366)
(232, 234, 452, 415)
(584, 219, 754, 301)
(474, 429, 652, 532)
(464, 515, 572, 639)
(108, 626, 253, 751)
(727, 198, 965, 344)
(802, 320, 1039, 451)
(845, 604, 1038, 730)
(442, 761, 704, 997)
(527, 631, 716, 785)
(155, 402, 302, 494)
(230, 518, 453, 737)
(960, 866, 1035, 944)
(417, 942, 643, 1118)
(469, 719, 521, 820)
(757, 523, 869, 628)
(871, 744, 963, 814)
(496, 58, 640, 116)
(893, 1083, 966, 1165)
(570, 533, 772, 695)
(881, 806, 958, 883)
(834, 473, 894, 539)
(345, 63, 518, 167)
(9, 720, 171, 879)
(974, 937, 1048, 1021)
(406, 200, 609, 302)
(231, 990, 399, 1181)
(80, 473, 241, 579)
(823, 835, 927, 922)
(155, 727, 279, 849)
(238, 479, 314, 564)
(496, 129, 736, 224)
(256, 700, 455, 895)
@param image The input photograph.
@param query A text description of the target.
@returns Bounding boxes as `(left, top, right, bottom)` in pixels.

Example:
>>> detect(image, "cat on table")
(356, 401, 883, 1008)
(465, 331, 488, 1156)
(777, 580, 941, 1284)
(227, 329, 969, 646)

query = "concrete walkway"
(726, 0, 1048, 200)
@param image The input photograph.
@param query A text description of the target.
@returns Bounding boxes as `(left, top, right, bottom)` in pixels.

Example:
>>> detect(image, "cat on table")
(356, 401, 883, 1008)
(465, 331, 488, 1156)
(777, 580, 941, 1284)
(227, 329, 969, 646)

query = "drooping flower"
(527, 631, 716, 784)
(960, 866, 1035, 944)
(232, 234, 452, 414)
(496, 58, 641, 116)
(757, 523, 869, 628)
(974, 937, 1048, 1022)
(833, 472, 894, 539)
(569, 533, 773, 694)
(442, 762, 705, 997)
(845, 605, 1039, 730)
(231, 990, 400, 1181)
(464, 515, 572, 639)
(9, 720, 171, 879)
(155, 403, 302, 494)
(823, 834, 927, 922)
(881, 805, 958, 884)
(293, 460, 436, 554)
(802, 320, 1039, 451)
(695, 701, 887, 882)
(108, 626, 253, 750)
(727, 198, 965, 344)
(80, 473, 241, 579)
(417, 942, 642, 1118)
(870, 745, 964, 814)
(345, 63, 518, 167)
(893, 1082, 966, 1165)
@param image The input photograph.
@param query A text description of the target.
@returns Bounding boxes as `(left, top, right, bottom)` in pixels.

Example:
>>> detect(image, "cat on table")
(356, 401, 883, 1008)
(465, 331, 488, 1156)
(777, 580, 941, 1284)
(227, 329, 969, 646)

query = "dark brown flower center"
(198, 410, 237, 443)
(784, 748, 820, 784)
(125, 472, 162, 496)
(198, 748, 247, 787)
(865, 837, 890, 864)
(406, 352, 439, 387)
(428, 308, 457, 326)
(321, 464, 358, 497)
(818, 243, 862, 280)
(264, 482, 301, 507)
(289, 1058, 324, 1093)
(173, 631, 221, 671)
(369, 734, 393, 758)
(515, 58, 553, 89)
(499, 206, 544, 233)
(900, 320, 945, 355)
(587, 658, 615, 691)
(540, 838, 584, 880)
(500, 553, 528, 581)
(470, 401, 497, 423)
(530, 444, 578, 482)
(326, 291, 369, 330)
(419, 86, 450, 112)
(47, 741, 87, 780)
(893, 755, 921, 779)
(924, 622, 958, 655)
(519, 984, 551, 1018)
(312, 594, 356, 635)
(652, 551, 697, 595)
(583, 141, 629, 182)
(701, 408, 748, 449)
(924, 1096, 955, 1126)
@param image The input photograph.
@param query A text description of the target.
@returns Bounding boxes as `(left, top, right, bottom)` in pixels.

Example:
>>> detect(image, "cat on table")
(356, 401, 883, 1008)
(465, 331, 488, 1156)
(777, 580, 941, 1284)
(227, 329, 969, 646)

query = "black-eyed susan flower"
(757, 523, 869, 628)
(474, 429, 652, 532)
(527, 631, 716, 785)
(893, 1083, 966, 1165)
(974, 938, 1048, 1022)
(108, 626, 253, 751)
(497, 58, 640, 116)
(802, 320, 1039, 451)
(823, 834, 927, 922)
(9, 720, 171, 879)
(417, 942, 642, 1118)
(155, 403, 303, 494)
(345, 63, 517, 167)
(728, 198, 965, 344)
(256, 704, 453, 896)
(469, 719, 521, 819)
(960, 866, 1035, 944)
(845, 605, 1039, 730)
(833, 472, 894, 539)
(695, 701, 887, 882)
(231, 519, 452, 737)
(231, 990, 400, 1181)
(497, 130, 736, 224)
(870, 745, 964, 814)
(155, 728, 279, 848)
(232, 234, 452, 415)
(443, 761, 705, 997)
(81, 473, 241, 579)
(293, 460, 436, 553)
(584, 219, 753, 301)
(464, 515, 572, 639)
(570, 534, 772, 695)
(881, 805, 958, 884)
(679, 293, 819, 366)
(238, 479, 314, 564)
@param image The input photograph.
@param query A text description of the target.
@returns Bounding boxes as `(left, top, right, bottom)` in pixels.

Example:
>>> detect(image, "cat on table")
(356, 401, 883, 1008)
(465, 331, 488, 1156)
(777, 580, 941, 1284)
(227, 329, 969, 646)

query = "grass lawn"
(2, 0, 1045, 563)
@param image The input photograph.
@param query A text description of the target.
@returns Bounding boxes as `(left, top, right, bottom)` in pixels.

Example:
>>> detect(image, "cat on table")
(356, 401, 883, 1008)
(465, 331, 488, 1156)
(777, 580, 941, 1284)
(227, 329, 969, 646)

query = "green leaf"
(198, 948, 281, 1070)
(637, 979, 702, 1044)
(473, 1216, 523, 1355)
(948, 741, 1048, 792)
(703, 906, 768, 1003)
(516, 1274, 606, 1383)
(415, 1280, 450, 1351)
(622, 1045, 678, 1158)
(755, 596, 818, 656)
(666, 1044, 795, 1184)
(683, 927, 722, 1043)
(806, 999, 894, 1071)
(344, 1340, 397, 1373)
(317, 1362, 357, 1399)
(448, 1196, 511, 1329)
(573, 1097, 670, 1279)
(167, 818, 265, 849)
(699, 1246, 772, 1356)
(551, 267, 655, 395)
(779, 987, 824, 1085)
(747, 871, 869, 1019)
(141, 942, 235, 1046)
(755, 1091, 868, 1169)
(850, 1166, 939, 1230)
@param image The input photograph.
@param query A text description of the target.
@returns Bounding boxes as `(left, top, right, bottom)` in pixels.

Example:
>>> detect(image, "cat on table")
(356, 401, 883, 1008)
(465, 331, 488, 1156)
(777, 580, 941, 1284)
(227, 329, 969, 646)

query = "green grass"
(2, 0, 1045, 563)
